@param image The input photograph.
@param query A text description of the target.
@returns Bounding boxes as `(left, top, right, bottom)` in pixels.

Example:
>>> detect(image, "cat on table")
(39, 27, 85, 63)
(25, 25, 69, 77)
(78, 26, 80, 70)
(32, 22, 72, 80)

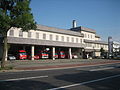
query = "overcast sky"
(30, 0, 120, 42)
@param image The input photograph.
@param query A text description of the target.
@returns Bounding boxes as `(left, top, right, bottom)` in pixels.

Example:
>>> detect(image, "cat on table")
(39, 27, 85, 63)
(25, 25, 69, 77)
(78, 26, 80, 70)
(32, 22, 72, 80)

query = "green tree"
(100, 47, 105, 58)
(0, 0, 36, 68)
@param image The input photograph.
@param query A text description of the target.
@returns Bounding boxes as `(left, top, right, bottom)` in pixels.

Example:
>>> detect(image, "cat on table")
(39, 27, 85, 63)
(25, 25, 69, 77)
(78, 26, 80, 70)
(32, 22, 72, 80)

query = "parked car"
(8, 54, 16, 60)
(116, 55, 120, 59)
(72, 54, 78, 59)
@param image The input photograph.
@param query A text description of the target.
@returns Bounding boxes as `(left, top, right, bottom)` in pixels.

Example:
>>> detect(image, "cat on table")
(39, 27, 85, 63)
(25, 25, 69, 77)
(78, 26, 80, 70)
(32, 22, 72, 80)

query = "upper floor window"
(50, 34, 53, 40)
(56, 35, 59, 41)
(36, 32, 39, 39)
(67, 37, 69, 42)
(72, 37, 74, 43)
(97, 44, 99, 48)
(84, 34, 86, 38)
(80, 39, 82, 43)
(76, 38, 78, 43)
(9, 30, 14, 36)
(28, 32, 31, 38)
(61, 36, 64, 42)
(19, 30, 23, 37)
(88, 34, 89, 38)
(95, 44, 96, 48)
(91, 35, 92, 39)
(43, 33, 46, 40)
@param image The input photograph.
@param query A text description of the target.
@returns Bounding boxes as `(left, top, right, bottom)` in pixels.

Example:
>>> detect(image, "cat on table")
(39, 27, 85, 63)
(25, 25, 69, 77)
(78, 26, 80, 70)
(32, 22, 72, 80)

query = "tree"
(0, 0, 36, 68)
(100, 47, 105, 58)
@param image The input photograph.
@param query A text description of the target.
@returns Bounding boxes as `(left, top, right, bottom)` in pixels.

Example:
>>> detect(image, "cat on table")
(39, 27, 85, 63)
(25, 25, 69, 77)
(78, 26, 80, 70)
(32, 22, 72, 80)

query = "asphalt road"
(0, 63, 120, 90)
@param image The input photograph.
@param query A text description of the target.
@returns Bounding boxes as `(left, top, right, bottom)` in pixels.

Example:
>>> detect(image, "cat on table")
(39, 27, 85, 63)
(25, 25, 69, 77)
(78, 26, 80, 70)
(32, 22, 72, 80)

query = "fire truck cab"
(17, 50, 27, 60)
(59, 51, 65, 59)
(38, 51, 49, 59)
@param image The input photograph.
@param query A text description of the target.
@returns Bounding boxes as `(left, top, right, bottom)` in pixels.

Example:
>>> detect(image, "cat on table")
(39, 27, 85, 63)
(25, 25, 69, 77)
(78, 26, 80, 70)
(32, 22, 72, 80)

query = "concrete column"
(69, 48, 72, 59)
(31, 45, 34, 60)
(5, 48, 8, 61)
(52, 47, 55, 60)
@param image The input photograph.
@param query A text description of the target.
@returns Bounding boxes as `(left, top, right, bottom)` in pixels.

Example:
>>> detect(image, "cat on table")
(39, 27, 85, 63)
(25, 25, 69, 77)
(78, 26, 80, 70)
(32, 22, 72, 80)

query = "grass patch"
(0, 66, 14, 71)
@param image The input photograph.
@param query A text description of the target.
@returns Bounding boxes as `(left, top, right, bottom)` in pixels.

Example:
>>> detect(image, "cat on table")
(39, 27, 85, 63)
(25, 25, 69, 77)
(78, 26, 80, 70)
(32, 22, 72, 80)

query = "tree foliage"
(100, 47, 105, 57)
(0, 0, 36, 68)
(0, 0, 36, 35)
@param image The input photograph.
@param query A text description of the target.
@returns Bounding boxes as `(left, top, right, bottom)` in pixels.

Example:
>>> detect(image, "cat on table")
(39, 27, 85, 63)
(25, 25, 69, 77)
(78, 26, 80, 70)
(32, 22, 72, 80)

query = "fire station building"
(1, 21, 108, 60)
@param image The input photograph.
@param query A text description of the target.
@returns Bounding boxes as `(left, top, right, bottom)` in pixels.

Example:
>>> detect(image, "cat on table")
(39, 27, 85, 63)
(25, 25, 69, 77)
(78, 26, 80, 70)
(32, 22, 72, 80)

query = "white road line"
(48, 74, 120, 90)
(0, 75, 48, 82)
(89, 67, 115, 71)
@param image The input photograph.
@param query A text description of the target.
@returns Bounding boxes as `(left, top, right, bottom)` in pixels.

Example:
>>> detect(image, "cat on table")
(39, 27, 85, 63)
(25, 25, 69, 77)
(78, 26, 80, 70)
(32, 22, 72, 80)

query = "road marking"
(48, 74, 120, 90)
(89, 67, 115, 71)
(0, 75, 48, 82)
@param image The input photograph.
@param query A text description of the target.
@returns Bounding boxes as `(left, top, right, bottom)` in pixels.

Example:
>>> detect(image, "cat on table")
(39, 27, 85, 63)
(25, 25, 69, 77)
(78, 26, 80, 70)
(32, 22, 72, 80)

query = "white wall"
(7, 28, 83, 44)
(81, 31, 95, 40)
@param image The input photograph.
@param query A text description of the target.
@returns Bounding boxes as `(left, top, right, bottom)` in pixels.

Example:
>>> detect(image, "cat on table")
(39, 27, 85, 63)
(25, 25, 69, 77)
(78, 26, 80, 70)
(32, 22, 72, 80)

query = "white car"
(72, 54, 78, 59)
(8, 54, 16, 60)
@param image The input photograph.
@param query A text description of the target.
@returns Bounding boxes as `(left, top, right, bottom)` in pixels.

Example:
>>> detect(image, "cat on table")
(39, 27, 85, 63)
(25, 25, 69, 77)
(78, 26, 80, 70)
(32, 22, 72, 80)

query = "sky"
(30, 0, 120, 42)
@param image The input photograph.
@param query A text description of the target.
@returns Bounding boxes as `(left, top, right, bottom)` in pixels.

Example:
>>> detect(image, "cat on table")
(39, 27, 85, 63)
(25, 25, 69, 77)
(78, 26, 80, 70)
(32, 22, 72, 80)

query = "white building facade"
(0, 21, 108, 60)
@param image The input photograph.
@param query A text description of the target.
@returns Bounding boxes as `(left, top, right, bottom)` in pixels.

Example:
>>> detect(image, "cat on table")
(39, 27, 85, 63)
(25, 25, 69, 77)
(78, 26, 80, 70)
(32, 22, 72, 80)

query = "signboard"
(108, 36, 113, 58)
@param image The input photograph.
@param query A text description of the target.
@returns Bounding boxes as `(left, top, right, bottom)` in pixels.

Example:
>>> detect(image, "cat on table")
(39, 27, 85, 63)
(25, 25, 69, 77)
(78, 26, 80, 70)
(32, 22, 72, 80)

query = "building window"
(97, 44, 99, 48)
(36, 32, 39, 39)
(80, 39, 82, 43)
(50, 34, 53, 40)
(28, 32, 31, 38)
(105, 45, 107, 48)
(88, 34, 89, 38)
(56, 35, 59, 41)
(84, 34, 86, 38)
(86, 43, 88, 47)
(72, 37, 74, 43)
(43, 33, 46, 40)
(9, 30, 14, 36)
(61, 36, 64, 42)
(19, 30, 23, 37)
(91, 35, 92, 39)
(67, 37, 69, 42)
(76, 38, 78, 43)
(95, 44, 96, 48)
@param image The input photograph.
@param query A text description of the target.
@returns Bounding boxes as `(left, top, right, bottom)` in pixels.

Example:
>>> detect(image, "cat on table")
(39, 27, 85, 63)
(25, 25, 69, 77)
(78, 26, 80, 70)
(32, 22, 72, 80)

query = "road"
(0, 63, 120, 90)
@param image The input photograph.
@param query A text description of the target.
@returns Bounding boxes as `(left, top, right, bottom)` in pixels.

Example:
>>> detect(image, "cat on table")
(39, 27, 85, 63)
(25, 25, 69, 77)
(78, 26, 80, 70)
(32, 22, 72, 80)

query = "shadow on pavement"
(55, 69, 120, 90)
(0, 80, 66, 90)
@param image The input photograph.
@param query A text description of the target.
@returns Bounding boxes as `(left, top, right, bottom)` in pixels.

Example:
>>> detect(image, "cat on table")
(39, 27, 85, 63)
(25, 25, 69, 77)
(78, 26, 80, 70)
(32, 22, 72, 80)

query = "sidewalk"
(4, 59, 120, 71)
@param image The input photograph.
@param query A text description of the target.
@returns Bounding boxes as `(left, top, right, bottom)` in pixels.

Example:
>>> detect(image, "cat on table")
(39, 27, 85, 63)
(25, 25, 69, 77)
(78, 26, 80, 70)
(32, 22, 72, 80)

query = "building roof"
(95, 34, 100, 38)
(84, 39, 108, 45)
(37, 24, 83, 37)
(70, 26, 96, 33)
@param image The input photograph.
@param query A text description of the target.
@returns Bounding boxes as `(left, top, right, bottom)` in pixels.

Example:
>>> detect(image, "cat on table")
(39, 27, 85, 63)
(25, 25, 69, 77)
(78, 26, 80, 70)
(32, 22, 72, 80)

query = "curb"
(15, 60, 120, 71)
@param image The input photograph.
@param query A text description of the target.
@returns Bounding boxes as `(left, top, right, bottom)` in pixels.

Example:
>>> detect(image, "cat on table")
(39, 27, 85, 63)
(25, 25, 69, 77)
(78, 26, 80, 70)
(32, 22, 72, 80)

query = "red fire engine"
(59, 51, 65, 59)
(17, 50, 27, 60)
